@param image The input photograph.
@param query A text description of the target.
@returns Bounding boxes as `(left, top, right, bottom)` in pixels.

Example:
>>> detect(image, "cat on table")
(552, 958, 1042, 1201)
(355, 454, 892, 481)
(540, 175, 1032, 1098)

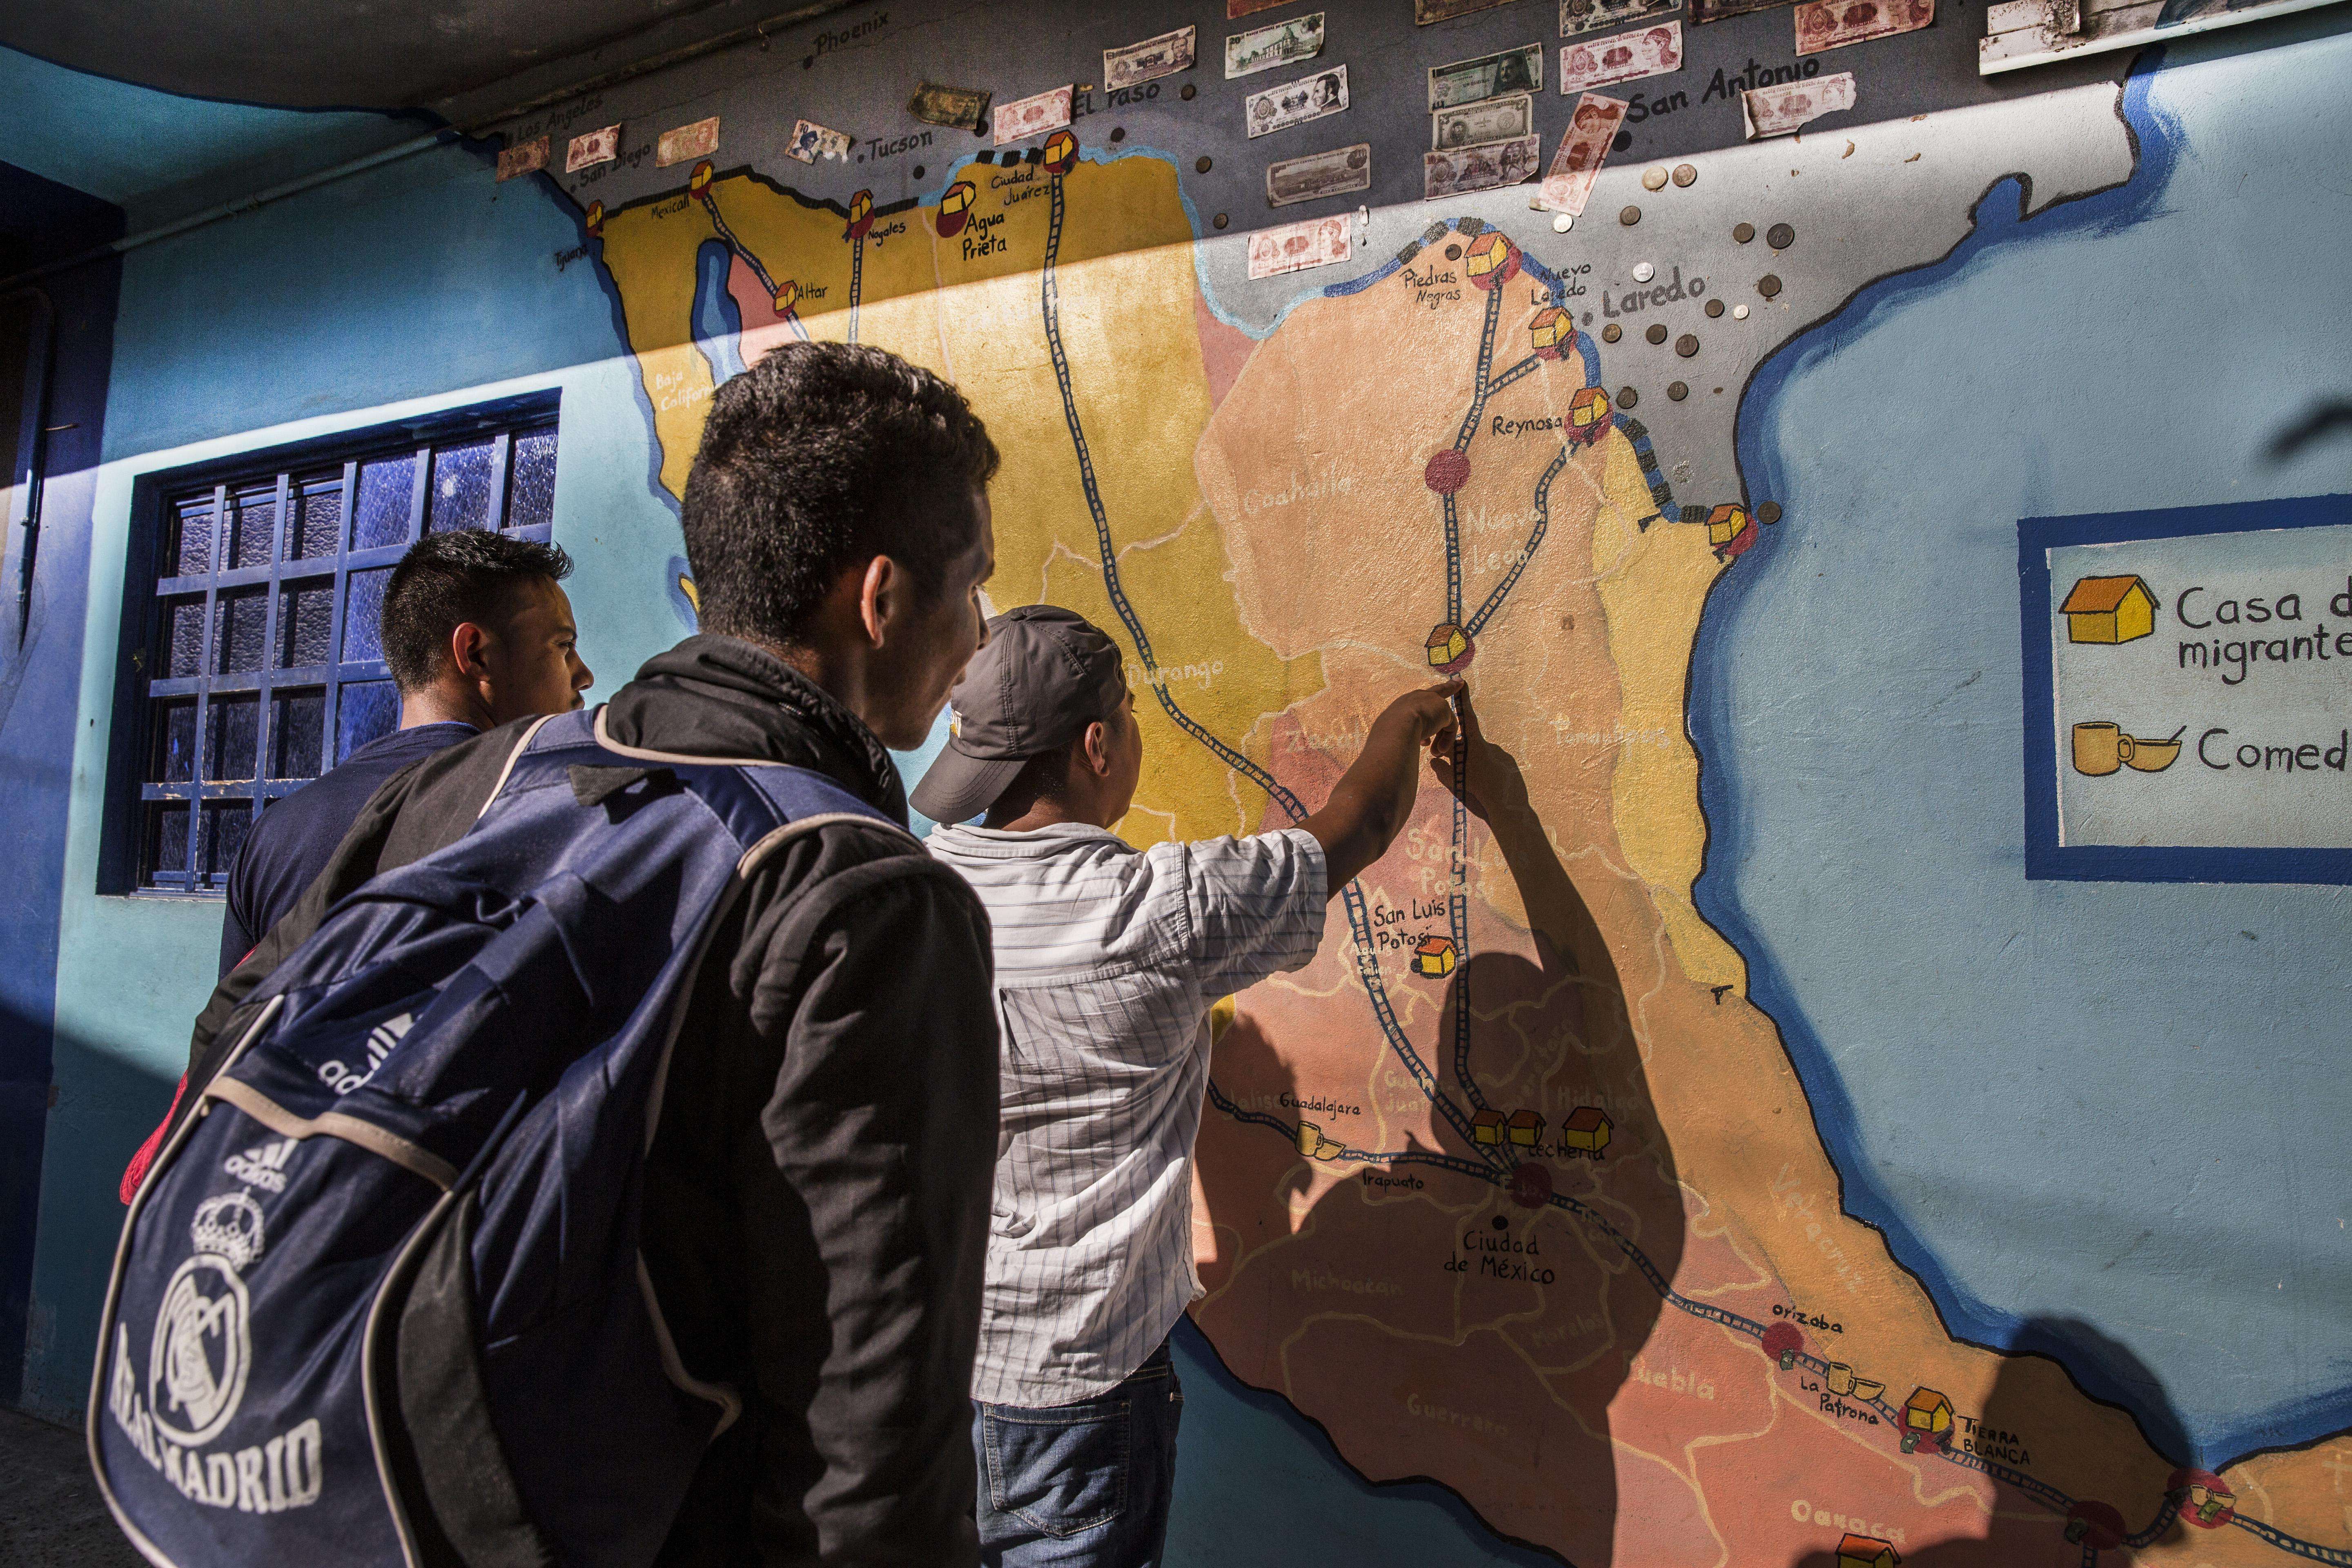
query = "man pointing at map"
(916, 606, 1459, 1566)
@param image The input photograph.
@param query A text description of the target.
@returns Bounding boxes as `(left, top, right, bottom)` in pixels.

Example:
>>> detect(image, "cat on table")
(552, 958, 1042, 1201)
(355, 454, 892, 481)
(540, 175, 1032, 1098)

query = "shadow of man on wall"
(1784, 1316, 2196, 1567)
(1190, 692, 1682, 1565)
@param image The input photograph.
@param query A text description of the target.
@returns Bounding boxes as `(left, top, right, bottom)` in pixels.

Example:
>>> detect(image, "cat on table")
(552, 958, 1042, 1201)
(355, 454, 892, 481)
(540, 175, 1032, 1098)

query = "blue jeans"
(972, 1339, 1183, 1567)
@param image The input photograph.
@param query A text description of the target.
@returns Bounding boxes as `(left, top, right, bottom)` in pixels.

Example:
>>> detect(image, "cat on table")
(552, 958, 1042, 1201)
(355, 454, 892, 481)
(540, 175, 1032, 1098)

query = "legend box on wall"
(2021, 493, 2352, 883)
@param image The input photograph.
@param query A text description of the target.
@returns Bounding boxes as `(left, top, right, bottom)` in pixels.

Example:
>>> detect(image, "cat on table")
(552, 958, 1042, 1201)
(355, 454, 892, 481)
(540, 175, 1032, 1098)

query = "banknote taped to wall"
(1794, 0, 1933, 50)
(1559, 22, 1684, 89)
(1433, 94, 1535, 150)
(656, 117, 721, 167)
(1561, 0, 1681, 33)
(1107, 26, 1196, 89)
(495, 136, 550, 181)
(907, 82, 991, 130)
(994, 84, 1074, 145)
(785, 119, 848, 163)
(1532, 91, 1628, 213)
(1424, 132, 1542, 198)
(1740, 69, 1855, 135)
(1228, 12, 1325, 78)
(1266, 142, 1372, 205)
(1246, 212, 1353, 276)
(1428, 42, 1544, 108)
(1246, 63, 1350, 137)
(565, 124, 621, 172)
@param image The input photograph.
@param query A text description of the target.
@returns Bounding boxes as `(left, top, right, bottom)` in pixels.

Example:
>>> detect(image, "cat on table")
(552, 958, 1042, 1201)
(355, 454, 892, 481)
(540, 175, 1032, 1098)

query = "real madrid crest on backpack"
(89, 706, 905, 1567)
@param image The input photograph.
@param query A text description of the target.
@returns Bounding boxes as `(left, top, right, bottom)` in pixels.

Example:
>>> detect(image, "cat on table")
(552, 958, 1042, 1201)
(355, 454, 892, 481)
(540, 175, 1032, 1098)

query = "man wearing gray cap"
(916, 604, 1459, 1566)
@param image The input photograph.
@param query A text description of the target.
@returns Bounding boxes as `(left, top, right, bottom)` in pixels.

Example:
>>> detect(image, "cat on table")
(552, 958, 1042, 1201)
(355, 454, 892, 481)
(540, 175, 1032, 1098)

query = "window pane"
(506, 428, 557, 530)
(276, 578, 333, 668)
(343, 567, 392, 662)
(168, 494, 215, 578)
(227, 485, 277, 570)
(150, 803, 192, 876)
(272, 688, 324, 778)
(337, 680, 398, 762)
(202, 802, 252, 882)
(215, 588, 269, 674)
(161, 596, 208, 678)
(288, 473, 344, 560)
(150, 698, 196, 782)
(354, 454, 417, 550)
(206, 693, 260, 780)
(427, 439, 495, 532)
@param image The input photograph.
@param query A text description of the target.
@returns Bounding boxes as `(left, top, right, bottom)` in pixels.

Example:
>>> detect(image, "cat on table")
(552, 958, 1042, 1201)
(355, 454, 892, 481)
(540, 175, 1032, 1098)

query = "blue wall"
(0, 157, 121, 1408)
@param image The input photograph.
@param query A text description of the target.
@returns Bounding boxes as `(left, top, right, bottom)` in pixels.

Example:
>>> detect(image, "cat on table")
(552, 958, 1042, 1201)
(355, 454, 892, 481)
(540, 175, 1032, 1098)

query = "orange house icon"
(2060, 575, 2157, 644)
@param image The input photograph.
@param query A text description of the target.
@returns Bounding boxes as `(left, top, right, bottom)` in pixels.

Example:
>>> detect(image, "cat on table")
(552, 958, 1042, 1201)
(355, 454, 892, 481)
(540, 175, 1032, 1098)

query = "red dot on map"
(1425, 449, 1470, 494)
(2066, 1501, 2127, 1551)
(1509, 1162, 1552, 1207)
(1761, 1322, 1803, 1363)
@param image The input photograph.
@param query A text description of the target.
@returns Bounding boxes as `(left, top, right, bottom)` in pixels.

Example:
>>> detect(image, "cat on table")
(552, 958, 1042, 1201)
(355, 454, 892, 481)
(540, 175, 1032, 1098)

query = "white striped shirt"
(924, 821, 1327, 1407)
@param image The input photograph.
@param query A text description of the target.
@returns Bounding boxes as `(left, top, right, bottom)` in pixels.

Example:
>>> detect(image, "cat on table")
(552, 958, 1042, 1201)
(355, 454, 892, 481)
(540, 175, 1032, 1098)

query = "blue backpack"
(89, 706, 908, 1567)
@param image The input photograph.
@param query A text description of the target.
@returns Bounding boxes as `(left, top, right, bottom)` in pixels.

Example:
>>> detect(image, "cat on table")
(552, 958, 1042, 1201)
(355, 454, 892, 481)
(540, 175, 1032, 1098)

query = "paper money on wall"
(1794, 0, 1932, 51)
(1740, 69, 1855, 135)
(1433, 93, 1535, 149)
(657, 117, 721, 167)
(1266, 143, 1372, 205)
(785, 119, 849, 163)
(1246, 213, 1353, 276)
(1424, 133, 1542, 198)
(1562, 0, 1680, 32)
(994, 85, 1074, 145)
(1228, 12, 1325, 77)
(1107, 26, 1196, 89)
(1533, 91, 1628, 213)
(908, 82, 991, 129)
(1416, 0, 1520, 19)
(1559, 21, 1684, 89)
(1428, 43, 1544, 107)
(496, 136, 550, 181)
(1245, 63, 1350, 137)
(566, 124, 621, 172)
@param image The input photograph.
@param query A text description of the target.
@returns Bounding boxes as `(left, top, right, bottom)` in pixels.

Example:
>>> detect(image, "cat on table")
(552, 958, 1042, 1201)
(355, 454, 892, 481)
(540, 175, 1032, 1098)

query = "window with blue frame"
(112, 396, 559, 895)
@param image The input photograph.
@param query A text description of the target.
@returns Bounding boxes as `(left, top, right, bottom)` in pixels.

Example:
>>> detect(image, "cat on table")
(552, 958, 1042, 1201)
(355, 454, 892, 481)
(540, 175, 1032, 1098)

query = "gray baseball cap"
(912, 605, 1129, 824)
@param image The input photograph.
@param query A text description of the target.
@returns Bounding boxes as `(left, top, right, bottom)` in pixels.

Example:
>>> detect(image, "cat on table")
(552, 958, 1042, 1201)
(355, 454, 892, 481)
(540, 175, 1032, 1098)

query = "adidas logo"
(223, 1137, 297, 1193)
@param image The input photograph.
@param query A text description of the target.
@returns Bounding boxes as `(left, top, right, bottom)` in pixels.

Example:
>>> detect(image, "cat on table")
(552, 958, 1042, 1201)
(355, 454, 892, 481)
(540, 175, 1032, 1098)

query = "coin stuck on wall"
(1668, 381, 1688, 400)
(1675, 334, 1699, 357)
(1646, 323, 1668, 344)
(1197, 156, 1213, 173)
(1733, 221, 1755, 243)
(1758, 274, 1782, 298)
(1602, 323, 1622, 342)
(1618, 385, 1639, 407)
(1642, 167, 1669, 191)
(1553, 213, 1573, 232)
(1633, 262, 1654, 282)
(1181, 83, 1197, 100)
(1214, 212, 1228, 229)
(1705, 298, 1724, 318)
(1767, 222, 1795, 249)
(1733, 303, 1750, 319)
(1620, 205, 1641, 225)
(1672, 163, 1697, 187)
(1759, 501, 1783, 524)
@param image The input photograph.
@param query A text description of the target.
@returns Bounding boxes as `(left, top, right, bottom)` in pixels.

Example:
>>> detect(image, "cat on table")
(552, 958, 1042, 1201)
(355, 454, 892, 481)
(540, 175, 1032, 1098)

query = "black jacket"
(177, 636, 999, 1566)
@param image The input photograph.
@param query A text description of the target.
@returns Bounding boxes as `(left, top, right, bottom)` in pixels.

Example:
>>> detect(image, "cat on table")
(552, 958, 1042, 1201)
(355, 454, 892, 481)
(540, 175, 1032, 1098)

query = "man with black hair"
(171, 342, 1002, 1565)
(120, 531, 588, 1206)
(216, 529, 590, 975)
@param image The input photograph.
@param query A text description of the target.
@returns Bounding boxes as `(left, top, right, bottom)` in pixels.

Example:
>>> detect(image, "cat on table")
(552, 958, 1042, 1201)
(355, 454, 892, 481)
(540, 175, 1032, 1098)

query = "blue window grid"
(125, 410, 557, 895)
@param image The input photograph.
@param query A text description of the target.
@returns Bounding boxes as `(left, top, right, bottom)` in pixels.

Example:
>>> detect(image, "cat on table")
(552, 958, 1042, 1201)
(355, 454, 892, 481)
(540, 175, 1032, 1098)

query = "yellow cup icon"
(2072, 721, 2136, 776)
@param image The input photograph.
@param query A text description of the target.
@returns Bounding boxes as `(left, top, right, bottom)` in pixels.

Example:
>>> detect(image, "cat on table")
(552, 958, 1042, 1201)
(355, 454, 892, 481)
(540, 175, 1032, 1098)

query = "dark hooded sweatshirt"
(171, 636, 997, 1567)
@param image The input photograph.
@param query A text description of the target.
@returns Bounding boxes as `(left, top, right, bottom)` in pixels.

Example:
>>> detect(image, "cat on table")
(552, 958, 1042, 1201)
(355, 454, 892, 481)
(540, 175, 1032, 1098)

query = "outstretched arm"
(1301, 679, 1461, 893)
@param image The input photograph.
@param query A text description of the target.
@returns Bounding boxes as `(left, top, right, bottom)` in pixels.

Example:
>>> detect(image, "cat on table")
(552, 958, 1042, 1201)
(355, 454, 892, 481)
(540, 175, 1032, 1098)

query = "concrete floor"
(0, 1406, 141, 1567)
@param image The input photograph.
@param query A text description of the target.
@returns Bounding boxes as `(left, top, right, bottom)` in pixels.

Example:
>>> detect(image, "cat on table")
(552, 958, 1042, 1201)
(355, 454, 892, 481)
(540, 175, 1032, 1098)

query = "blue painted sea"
(1695, 18, 2352, 1466)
